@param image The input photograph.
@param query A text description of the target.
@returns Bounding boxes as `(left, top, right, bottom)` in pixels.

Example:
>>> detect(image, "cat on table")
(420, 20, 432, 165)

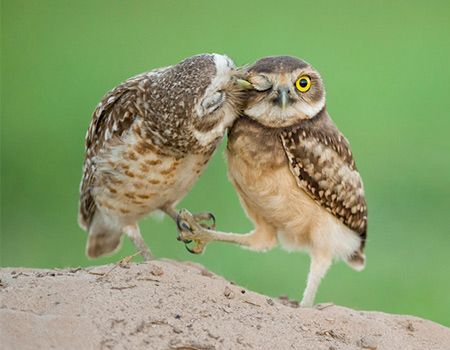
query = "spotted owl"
(177, 56, 368, 307)
(78, 54, 243, 260)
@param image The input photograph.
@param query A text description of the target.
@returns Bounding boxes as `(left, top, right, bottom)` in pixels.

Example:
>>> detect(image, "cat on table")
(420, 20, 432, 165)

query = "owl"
(177, 56, 368, 307)
(78, 53, 243, 260)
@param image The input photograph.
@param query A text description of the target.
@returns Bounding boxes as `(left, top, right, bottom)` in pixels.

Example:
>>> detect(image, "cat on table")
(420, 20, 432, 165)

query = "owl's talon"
(192, 211, 216, 230)
(176, 209, 212, 253)
(184, 241, 206, 255)
(176, 220, 194, 243)
(185, 243, 195, 254)
(180, 221, 191, 232)
(176, 211, 193, 233)
(184, 242, 198, 254)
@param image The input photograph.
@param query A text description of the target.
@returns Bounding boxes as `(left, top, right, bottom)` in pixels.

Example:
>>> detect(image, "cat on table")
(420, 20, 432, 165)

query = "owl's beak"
(277, 87, 289, 110)
(235, 78, 254, 90)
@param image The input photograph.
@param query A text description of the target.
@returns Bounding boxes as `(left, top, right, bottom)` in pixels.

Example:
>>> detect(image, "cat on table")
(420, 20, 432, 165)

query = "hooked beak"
(277, 87, 289, 110)
(235, 78, 254, 90)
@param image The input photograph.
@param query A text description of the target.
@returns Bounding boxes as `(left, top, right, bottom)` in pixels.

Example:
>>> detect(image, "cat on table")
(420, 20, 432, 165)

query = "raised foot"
(176, 209, 215, 254)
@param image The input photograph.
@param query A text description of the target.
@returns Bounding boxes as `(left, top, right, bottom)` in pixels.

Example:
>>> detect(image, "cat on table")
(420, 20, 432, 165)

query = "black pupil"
(299, 79, 308, 88)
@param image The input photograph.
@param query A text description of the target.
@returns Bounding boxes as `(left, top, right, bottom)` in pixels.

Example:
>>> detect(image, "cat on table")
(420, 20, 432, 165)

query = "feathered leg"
(176, 209, 277, 254)
(300, 251, 333, 307)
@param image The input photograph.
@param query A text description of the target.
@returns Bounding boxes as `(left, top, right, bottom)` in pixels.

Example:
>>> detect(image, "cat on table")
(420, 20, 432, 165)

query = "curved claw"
(204, 212, 216, 226)
(205, 212, 216, 229)
(176, 210, 195, 243)
(194, 211, 216, 230)
(176, 208, 210, 254)
(184, 240, 205, 255)
(176, 220, 193, 244)
(176, 212, 192, 232)
(184, 242, 199, 254)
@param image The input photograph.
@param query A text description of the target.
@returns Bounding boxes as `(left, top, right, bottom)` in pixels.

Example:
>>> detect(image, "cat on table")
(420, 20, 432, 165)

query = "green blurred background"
(2, 0, 449, 326)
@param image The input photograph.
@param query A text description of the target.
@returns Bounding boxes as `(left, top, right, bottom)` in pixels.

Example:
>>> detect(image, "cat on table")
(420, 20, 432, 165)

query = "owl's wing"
(279, 111, 367, 239)
(78, 72, 152, 229)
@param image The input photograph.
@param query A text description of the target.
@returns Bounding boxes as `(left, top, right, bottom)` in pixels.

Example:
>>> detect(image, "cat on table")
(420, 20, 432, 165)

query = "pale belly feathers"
(227, 129, 361, 259)
(92, 130, 211, 227)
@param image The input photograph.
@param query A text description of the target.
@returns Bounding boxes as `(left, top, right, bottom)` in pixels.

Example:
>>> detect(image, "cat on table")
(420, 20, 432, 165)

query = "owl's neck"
(227, 116, 286, 168)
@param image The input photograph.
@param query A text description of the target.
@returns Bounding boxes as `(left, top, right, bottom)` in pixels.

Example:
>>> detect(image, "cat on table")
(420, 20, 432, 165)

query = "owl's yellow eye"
(295, 75, 311, 92)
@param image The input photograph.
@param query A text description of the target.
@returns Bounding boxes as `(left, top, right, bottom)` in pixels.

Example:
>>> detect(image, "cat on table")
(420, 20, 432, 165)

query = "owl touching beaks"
(177, 56, 368, 307)
(78, 54, 244, 260)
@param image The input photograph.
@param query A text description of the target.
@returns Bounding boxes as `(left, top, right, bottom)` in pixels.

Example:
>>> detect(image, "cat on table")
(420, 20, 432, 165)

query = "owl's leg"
(162, 206, 179, 221)
(123, 225, 153, 261)
(300, 251, 333, 307)
(177, 209, 277, 254)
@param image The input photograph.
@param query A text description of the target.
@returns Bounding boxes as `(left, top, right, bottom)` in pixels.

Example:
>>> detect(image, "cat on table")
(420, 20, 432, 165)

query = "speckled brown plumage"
(280, 108, 367, 241)
(78, 54, 244, 259)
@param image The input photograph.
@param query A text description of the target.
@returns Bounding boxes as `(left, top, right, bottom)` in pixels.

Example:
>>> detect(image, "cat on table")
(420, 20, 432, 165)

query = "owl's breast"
(226, 117, 335, 235)
(226, 118, 299, 225)
(92, 124, 214, 224)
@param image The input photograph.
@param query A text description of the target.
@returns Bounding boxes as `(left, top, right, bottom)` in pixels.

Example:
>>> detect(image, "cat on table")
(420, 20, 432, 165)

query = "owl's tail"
(346, 248, 366, 271)
(85, 211, 123, 259)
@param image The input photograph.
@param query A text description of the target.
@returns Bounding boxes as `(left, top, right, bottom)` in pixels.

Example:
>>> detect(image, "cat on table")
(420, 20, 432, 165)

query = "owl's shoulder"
(282, 109, 355, 167)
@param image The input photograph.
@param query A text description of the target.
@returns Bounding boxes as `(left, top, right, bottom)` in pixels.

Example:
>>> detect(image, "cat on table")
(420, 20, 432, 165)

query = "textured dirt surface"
(1, 260, 449, 350)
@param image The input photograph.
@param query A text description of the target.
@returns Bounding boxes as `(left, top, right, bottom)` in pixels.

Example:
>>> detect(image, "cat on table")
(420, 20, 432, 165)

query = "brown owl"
(78, 54, 244, 260)
(177, 56, 368, 307)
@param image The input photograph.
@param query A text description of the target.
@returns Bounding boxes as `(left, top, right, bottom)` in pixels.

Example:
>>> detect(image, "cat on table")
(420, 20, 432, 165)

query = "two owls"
(79, 54, 367, 306)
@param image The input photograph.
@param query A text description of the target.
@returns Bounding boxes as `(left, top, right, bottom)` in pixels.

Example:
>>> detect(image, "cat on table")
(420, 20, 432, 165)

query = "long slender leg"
(162, 206, 178, 221)
(123, 225, 153, 261)
(300, 251, 333, 307)
(176, 209, 277, 254)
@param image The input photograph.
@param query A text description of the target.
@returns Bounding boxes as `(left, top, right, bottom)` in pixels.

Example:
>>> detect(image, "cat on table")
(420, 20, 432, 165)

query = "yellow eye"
(295, 75, 311, 92)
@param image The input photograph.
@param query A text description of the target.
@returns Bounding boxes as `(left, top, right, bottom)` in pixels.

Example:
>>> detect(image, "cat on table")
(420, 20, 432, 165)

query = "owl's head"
(163, 54, 244, 146)
(239, 56, 326, 128)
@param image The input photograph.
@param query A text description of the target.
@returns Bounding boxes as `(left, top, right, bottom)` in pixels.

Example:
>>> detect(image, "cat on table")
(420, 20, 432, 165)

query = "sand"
(1, 259, 449, 350)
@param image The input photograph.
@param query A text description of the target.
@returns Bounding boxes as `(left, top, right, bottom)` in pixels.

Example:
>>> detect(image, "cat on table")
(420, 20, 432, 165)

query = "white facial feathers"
(192, 54, 238, 146)
(244, 94, 326, 127)
(244, 68, 326, 127)
(195, 54, 235, 118)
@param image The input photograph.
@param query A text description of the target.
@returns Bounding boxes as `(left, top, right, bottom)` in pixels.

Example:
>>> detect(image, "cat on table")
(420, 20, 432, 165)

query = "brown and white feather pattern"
(280, 109, 367, 242)
(79, 73, 151, 229)
(79, 54, 241, 232)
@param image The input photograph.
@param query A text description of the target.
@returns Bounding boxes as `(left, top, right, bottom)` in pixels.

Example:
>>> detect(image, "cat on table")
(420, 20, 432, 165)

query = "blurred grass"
(1, 0, 449, 326)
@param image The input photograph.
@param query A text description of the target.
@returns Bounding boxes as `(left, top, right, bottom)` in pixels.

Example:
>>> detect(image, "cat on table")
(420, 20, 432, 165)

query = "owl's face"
(241, 56, 326, 128)
(162, 54, 243, 146)
(193, 54, 245, 143)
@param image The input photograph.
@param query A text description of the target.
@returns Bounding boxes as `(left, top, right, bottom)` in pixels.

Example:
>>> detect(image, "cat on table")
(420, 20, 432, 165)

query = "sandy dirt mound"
(1, 260, 448, 350)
